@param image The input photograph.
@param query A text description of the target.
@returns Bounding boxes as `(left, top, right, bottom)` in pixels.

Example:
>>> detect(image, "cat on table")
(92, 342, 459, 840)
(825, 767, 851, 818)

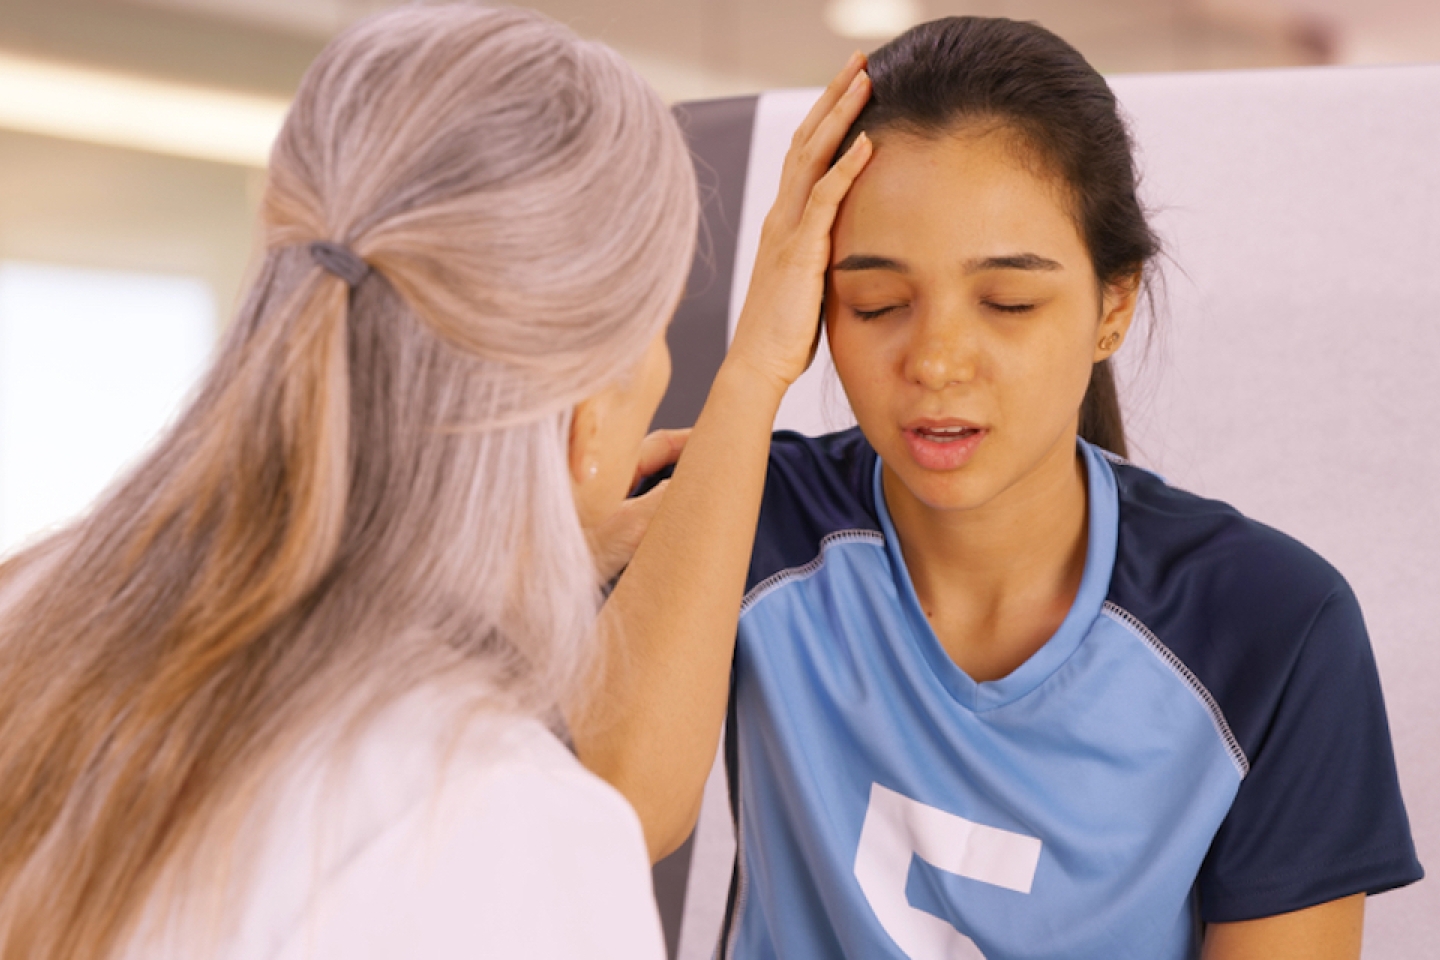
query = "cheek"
(996, 319, 1097, 419)
(657, 335, 674, 386)
(827, 318, 888, 413)
(643, 335, 672, 400)
(622, 337, 672, 437)
(826, 316, 854, 378)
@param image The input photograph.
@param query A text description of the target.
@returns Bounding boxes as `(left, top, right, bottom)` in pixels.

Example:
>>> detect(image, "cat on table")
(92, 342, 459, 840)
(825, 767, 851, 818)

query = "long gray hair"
(0, 6, 697, 958)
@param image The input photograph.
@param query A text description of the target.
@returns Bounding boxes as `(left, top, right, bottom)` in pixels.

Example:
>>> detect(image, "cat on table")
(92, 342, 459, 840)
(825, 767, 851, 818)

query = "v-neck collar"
(871, 439, 1120, 712)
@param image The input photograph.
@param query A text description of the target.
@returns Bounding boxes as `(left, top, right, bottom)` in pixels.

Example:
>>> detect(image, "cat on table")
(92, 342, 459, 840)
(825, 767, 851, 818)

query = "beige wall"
(0, 0, 315, 95)
(2, 0, 1435, 324)
(0, 128, 258, 324)
(0, 0, 320, 321)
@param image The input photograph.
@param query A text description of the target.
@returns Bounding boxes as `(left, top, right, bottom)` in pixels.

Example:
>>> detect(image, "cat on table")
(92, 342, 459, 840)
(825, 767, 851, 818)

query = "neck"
(882, 433, 1091, 681)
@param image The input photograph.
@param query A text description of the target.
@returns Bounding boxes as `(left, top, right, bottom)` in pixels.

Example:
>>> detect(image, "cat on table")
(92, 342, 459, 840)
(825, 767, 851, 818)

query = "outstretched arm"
(571, 55, 874, 861)
(1202, 895, 1364, 960)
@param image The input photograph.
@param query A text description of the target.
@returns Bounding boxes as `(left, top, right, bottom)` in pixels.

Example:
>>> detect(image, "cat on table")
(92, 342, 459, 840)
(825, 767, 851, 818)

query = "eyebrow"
(831, 254, 907, 273)
(830, 252, 1064, 274)
(965, 253, 1063, 274)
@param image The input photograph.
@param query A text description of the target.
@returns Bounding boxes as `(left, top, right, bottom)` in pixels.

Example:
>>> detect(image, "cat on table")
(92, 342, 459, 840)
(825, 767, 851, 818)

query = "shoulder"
(1103, 463, 1422, 918)
(373, 709, 652, 871)
(751, 427, 882, 591)
(1104, 460, 1364, 758)
(420, 717, 659, 909)
(1107, 460, 1350, 641)
(256, 706, 663, 960)
(452, 717, 648, 842)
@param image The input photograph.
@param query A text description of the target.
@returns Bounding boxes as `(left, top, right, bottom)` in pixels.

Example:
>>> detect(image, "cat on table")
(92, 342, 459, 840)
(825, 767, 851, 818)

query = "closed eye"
(985, 301, 1036, 315)
(852, 305, 902, 321)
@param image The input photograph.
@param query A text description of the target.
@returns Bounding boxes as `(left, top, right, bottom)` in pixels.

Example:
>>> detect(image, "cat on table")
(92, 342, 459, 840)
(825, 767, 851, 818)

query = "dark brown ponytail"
(1080, 359, 1126, 459)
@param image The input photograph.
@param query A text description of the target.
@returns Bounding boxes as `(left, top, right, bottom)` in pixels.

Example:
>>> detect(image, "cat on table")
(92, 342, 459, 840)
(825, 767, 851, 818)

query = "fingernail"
(846, 50, 863, 70)
(847, 71, 868, 94)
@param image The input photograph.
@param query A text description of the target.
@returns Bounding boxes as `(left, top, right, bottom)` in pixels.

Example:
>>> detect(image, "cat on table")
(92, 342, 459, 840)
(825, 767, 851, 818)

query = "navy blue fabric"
(747, 428, 880, 592)
(723, 428, 1421, 954)
(1105, 462, 1424, 921)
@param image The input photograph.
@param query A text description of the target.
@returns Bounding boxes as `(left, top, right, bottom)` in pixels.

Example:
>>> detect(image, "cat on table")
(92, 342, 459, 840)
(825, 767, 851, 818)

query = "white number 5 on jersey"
(854, 783, 1042, 960)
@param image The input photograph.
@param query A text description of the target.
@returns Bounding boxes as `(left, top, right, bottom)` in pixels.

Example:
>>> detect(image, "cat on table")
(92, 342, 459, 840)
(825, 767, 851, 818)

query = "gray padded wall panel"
(650, 94, 758, 960)
(652, 96, 758, 432)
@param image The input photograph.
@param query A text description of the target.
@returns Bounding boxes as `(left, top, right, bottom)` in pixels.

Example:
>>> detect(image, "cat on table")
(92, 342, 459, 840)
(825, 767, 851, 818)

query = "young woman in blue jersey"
(576, 16, 1421, 960)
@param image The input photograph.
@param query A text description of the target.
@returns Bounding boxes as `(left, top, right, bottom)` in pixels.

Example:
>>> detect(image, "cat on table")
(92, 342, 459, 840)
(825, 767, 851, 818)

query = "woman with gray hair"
(0, 4, 731, 958)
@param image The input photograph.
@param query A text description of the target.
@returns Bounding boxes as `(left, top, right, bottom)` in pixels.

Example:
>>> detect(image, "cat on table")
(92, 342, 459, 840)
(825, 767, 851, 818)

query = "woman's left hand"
(588, 429, 690, 582)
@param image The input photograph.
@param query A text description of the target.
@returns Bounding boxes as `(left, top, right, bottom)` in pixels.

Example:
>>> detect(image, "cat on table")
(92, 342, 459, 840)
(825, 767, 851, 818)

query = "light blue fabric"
(728, 442, 1242, 960)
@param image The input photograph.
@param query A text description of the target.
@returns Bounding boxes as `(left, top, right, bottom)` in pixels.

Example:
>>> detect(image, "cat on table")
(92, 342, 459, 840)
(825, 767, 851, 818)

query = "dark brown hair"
(843, 16, 1160, 456)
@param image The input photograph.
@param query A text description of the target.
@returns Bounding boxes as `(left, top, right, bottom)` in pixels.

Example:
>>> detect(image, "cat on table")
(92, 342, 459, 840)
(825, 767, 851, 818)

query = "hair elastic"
(309, 241, 371, 287)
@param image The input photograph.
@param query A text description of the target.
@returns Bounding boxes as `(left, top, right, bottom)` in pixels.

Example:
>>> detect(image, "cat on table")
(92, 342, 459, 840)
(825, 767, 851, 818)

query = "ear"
(1094, 272, 1141, 362)
(568, 396, 604, 487)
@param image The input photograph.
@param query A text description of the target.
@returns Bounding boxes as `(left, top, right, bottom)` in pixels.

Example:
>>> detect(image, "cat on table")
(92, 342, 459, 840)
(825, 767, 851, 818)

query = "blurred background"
(0, 0, 1437, 552)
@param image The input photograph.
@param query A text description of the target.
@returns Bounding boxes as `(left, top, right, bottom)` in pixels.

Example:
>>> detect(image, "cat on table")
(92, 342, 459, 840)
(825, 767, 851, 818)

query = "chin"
(882, 455, 1002, 516)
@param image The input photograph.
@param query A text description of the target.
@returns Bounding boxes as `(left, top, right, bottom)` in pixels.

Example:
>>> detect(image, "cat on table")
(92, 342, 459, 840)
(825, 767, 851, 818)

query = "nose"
(902, 308, 978, 390)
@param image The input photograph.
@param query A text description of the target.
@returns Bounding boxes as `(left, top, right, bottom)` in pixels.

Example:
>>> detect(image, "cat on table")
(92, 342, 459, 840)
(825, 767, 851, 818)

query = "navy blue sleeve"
(1197, 582, 1423, 921)
(746, 429, 879, 592)
(1106, 463, 1423, 922)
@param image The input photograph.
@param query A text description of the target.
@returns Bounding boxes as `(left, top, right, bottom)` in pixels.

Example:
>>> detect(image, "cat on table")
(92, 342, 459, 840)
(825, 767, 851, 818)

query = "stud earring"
(586, 461, 599, 480)
(1099, 332, 1121, 351)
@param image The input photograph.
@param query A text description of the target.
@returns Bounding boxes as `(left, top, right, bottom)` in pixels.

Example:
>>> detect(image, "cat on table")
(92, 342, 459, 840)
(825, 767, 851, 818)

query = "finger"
(634, 429, 690, 480)
(633, 477, 670, 505)
(611, 479, 671, 536)
(590, 479, 670, 582)
(796, 131, 873, 240)
(774, 70, 871, 226)
(800, 70, 870, 176)
(790, 50, 867, 151)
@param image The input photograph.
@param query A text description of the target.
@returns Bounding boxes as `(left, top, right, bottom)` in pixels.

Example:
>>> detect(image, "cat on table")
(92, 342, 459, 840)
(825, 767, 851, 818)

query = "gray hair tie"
(309, 241, 371, 287)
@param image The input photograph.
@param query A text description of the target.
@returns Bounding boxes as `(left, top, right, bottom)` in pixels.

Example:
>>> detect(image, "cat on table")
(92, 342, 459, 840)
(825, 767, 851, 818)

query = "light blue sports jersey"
(719, 430, 1420, 960)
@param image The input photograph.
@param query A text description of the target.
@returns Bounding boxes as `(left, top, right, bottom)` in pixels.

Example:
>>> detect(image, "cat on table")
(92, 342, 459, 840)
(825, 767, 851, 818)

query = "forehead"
(832, 126, 1086, 267)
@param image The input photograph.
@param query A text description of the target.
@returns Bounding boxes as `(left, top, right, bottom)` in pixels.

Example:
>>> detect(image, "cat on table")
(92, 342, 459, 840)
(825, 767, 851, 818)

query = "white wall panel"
(1110, 65, 1440, 957)
(0, 261, 214, 555)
